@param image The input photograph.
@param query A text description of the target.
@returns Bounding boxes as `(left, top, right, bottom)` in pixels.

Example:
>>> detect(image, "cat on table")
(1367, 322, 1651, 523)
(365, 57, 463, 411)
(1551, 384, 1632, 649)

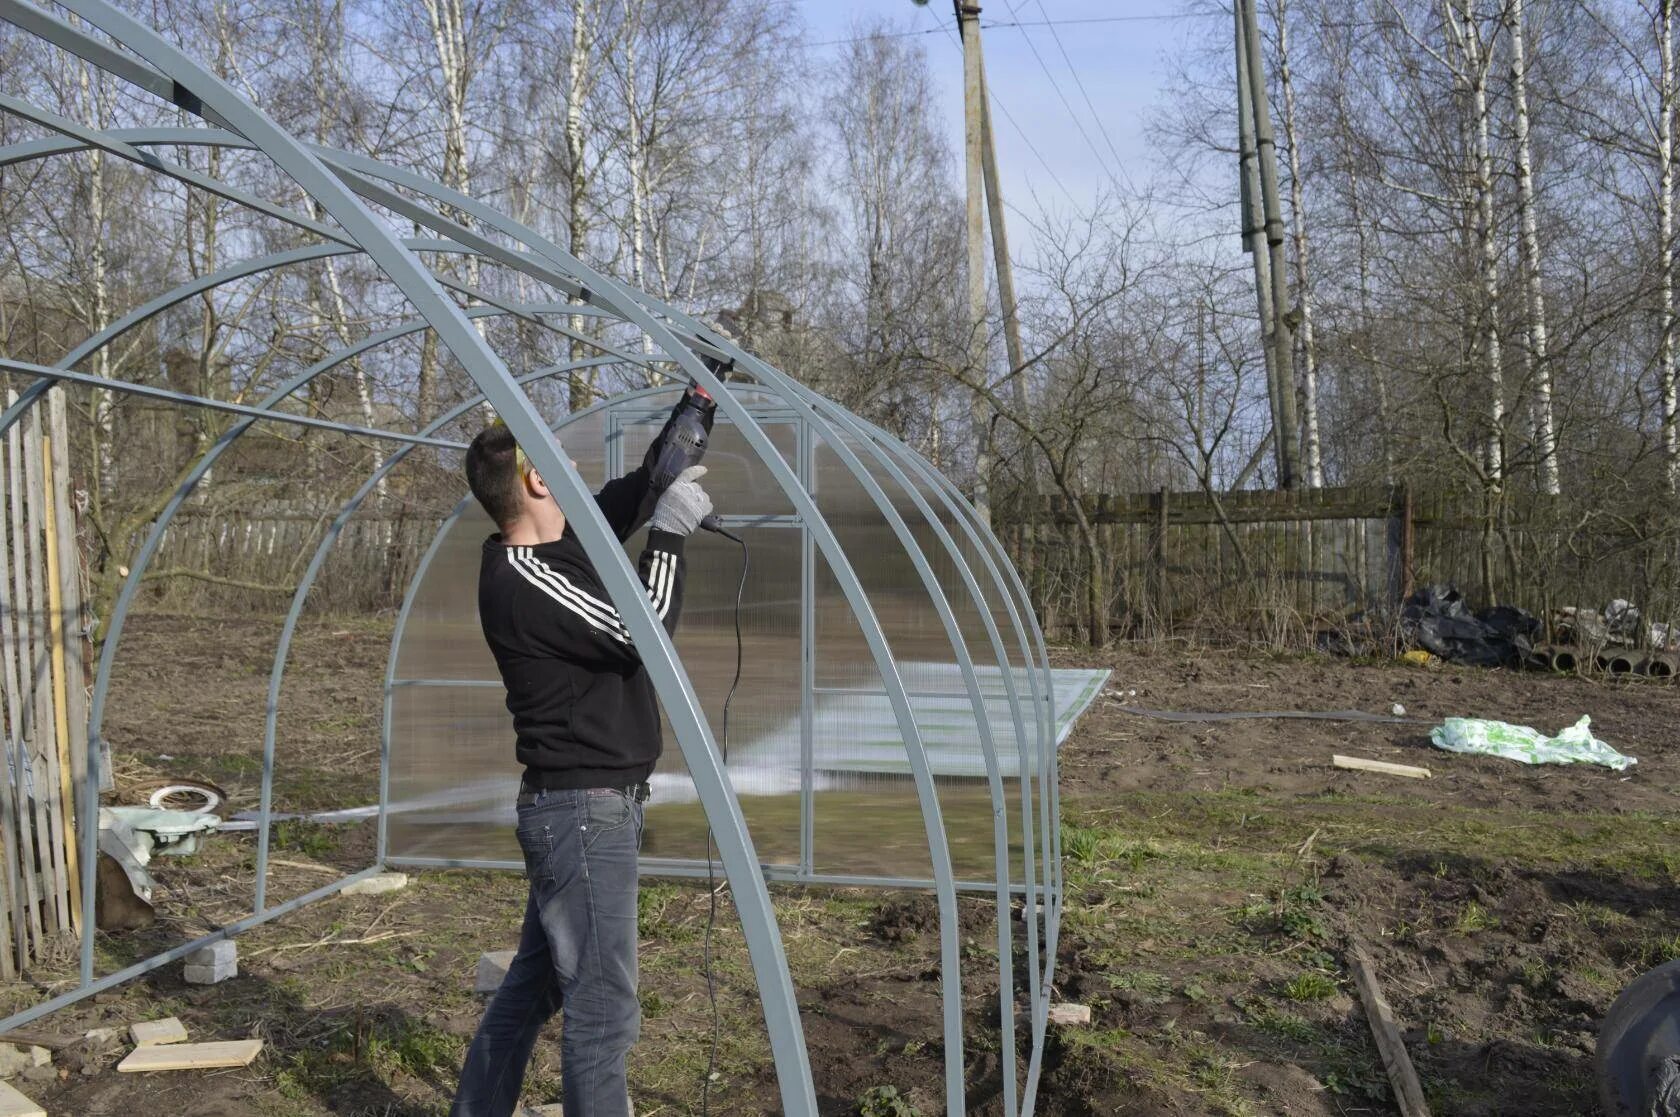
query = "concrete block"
(183, 959, 237, 985)
(1047, 1003, 1091, 1027)
(184, 940, 237, 984)
(343, 872, 409, 897)
(475, 950, 517, 995)
(186, 940, 236, 967)
(130, 1017, 188, 1047)
(522, 1106, 564, 1117)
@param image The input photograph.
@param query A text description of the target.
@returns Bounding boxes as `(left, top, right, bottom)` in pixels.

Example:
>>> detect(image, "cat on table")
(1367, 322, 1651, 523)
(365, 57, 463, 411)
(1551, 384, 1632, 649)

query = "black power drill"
(648, 379, 724, 533)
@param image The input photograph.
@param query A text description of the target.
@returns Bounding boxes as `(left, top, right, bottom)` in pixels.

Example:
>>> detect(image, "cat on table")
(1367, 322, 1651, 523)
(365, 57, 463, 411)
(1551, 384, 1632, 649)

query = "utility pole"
(978, 55, 1036, 581)
(1235, 0, 1300, 489)
(958, 0, 992, 526)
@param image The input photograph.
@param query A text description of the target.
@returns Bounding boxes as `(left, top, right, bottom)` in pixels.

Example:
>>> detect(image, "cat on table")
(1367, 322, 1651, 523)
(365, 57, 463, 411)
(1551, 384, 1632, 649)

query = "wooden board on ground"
(118, 1038, 262, 1072)
(1333, 754, 1431, 779)
(130, 1017, 188, 1047)
(1347, 936, 1432, 1117)
(0, 1079, 44, 1117)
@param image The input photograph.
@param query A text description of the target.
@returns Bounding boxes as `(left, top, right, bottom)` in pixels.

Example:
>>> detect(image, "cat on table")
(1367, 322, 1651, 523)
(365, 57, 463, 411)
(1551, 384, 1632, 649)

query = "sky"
(794, 0, 1218, 234)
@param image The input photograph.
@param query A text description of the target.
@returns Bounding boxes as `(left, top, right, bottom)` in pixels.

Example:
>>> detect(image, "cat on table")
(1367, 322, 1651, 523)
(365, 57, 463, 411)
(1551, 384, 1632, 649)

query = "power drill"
(648, 380, 724, 533)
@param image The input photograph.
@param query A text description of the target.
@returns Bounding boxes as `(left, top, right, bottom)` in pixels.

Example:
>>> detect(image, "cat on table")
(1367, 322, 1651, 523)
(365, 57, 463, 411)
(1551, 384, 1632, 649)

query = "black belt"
(516, 781, 650, 808)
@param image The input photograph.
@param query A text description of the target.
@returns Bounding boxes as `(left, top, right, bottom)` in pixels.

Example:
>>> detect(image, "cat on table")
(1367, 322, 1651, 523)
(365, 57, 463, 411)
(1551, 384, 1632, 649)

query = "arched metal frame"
(0, 2, 1065, 1112)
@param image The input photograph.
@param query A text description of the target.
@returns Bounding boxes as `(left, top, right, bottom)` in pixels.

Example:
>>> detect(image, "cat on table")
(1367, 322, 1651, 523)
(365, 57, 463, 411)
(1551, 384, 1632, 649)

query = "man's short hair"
(466, 422, 524, 529)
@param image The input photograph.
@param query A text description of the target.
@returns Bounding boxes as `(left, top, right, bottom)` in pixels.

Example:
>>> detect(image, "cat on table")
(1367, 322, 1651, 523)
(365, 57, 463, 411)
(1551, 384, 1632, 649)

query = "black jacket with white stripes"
(478, 469, 685, 791)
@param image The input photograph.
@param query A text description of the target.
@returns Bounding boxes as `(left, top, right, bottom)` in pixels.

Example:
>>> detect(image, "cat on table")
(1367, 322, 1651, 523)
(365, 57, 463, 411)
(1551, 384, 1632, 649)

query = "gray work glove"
(649, 464, 713, 536)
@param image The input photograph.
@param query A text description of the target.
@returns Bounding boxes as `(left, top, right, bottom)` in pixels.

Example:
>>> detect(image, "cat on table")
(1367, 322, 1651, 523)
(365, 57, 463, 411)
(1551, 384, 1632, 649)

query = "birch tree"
(1663, 0, 1679, 493)
(1271, 0, 1324, 486)
(1445, 0, 1507, 490)
(1508, 0, 1560, 495)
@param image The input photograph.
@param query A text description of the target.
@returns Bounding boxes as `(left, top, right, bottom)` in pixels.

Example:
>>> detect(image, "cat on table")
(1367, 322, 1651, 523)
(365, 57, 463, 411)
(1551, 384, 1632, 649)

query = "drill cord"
(703, 526, 746, 1116)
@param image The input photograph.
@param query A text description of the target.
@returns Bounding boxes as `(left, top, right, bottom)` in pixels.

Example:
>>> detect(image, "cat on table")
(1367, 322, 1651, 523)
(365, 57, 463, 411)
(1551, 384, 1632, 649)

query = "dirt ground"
(1, 612, 1676, 1115)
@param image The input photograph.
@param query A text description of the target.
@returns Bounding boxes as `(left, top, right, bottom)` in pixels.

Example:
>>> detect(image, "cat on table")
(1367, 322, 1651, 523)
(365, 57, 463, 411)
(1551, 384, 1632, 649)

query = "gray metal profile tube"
(39, 2, 818, 1109)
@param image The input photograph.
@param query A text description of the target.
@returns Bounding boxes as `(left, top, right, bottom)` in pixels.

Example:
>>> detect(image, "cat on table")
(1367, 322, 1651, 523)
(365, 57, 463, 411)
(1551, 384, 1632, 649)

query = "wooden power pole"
(957, 1, 992, 526)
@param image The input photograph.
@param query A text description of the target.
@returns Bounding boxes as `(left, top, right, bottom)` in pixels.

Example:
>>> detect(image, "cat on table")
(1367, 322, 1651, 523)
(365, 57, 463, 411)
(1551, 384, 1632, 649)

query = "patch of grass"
(1243, 1000, 1321, 1045)
(272, 820, 341, 860)
(1108, 970, 1174, 1005)
(1454, 901, 1498, 934)
(1630, 932, 1680, 969)
(856, 1084, 921, 1117)
(1064, 826, 1103, 865)
(367, 1018, 461, 1079)
(1282, 971, 1338, 1002)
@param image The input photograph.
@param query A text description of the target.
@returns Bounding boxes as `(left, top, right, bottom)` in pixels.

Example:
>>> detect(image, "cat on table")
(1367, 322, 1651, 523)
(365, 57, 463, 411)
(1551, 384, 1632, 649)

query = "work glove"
(648, 465, 713, 536)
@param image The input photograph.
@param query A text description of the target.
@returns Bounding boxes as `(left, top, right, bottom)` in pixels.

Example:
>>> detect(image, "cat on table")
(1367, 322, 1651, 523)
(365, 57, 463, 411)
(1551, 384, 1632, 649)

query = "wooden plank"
(0, 1079, 44, 1117)
(1333, 755, 1431, 780)
(19, 411, 66, 937)
(39, 428, 79, 936)
(0, 438, 22, 977)
(47, 387, 97, 796)
(0, 1028, 81, 1050)
(130, 1017, 189, 1047)
(117, 1038, 263, 1072)
(3, 397, 44, 960)
(1347, 936, 1432, 1117)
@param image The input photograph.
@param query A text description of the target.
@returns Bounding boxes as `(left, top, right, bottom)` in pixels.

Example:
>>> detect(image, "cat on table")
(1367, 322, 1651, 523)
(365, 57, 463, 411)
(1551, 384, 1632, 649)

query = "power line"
(922, 5, 1085, 213)
(805, 12, 1197, 50)
(1032, 0, 1139, 195)
(1002, 0, 1128, 189)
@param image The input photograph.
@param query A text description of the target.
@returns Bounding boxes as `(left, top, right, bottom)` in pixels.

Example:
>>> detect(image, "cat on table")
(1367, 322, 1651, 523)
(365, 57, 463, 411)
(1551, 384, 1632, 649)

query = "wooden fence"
(121, 485, 1680, 644)
(134, 506, 447, 614)
(1006, 485, 1680, 643)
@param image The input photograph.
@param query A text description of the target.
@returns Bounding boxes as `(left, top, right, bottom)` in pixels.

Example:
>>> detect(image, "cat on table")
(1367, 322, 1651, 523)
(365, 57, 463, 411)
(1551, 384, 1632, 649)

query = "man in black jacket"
(451, 407, 711, 1117)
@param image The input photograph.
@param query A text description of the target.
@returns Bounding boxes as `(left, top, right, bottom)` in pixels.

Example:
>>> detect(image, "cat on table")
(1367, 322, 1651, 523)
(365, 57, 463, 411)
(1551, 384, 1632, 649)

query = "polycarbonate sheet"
(809, 433, 1020, 883)
(384, 386, 1056, 888)
(386, 390, 812, 866)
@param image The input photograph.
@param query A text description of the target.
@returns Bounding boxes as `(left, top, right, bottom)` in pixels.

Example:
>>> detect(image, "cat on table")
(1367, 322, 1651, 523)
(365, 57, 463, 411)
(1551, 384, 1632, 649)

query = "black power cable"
(700, 521, 747, 1116)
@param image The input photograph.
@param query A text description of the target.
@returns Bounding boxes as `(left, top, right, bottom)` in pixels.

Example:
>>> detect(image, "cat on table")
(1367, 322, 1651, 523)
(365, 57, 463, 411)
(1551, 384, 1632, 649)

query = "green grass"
(1281, 971, 1338, 1002)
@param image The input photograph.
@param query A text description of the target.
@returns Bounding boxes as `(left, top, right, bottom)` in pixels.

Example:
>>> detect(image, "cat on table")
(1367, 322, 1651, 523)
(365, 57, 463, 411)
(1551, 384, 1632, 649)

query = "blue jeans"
(451, 787, 644, 1117)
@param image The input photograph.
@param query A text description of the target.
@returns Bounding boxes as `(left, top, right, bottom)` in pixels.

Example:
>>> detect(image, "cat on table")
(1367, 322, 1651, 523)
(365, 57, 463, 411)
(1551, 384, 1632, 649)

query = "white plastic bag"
(1429, 715, 1636, 771)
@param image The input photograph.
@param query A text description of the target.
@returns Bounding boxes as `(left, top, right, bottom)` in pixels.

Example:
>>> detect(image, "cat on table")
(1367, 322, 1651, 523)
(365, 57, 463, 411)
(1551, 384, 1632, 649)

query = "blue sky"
(795, 0, 1212, 231)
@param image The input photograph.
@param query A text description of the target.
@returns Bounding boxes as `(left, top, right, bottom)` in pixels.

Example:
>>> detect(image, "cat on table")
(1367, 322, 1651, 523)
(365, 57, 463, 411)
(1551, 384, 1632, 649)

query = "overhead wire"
(1032, 0, 1140, 196)
(919, 4, 1085, 213)
(805, 13, 1198, 49)
(1001, 0, 1129, 190)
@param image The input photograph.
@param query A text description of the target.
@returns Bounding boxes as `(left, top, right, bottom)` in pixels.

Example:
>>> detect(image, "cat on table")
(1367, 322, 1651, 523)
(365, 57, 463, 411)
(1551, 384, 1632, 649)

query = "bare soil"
(1, 614, 1675, 1116)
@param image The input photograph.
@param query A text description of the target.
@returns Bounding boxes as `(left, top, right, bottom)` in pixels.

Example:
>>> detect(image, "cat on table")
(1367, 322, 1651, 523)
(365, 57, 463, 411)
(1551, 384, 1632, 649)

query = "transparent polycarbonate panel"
(385, 385, 1051, 887)
(642, 521, 804, 868)
(808, 433, 1011, 883)
(386, 389, 811, 867)
(386, 681, 521, 862)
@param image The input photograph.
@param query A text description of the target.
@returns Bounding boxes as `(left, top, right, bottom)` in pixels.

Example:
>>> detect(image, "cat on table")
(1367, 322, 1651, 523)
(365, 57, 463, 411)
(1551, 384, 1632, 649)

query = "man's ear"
(523, 469, 551, 500)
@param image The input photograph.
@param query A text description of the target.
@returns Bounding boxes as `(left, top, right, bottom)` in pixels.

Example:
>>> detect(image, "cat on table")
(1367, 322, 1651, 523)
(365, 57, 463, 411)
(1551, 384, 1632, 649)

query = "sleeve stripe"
(650, 551, 674, 619)
(518, 547, 629, 633)
(507, 548, 631, 644)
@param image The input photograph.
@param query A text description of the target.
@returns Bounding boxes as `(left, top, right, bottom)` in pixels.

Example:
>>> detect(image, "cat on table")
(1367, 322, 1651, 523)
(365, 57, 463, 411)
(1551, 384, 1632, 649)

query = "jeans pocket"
(581, 790, 633, 849)
(516, 816, 555, 882)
